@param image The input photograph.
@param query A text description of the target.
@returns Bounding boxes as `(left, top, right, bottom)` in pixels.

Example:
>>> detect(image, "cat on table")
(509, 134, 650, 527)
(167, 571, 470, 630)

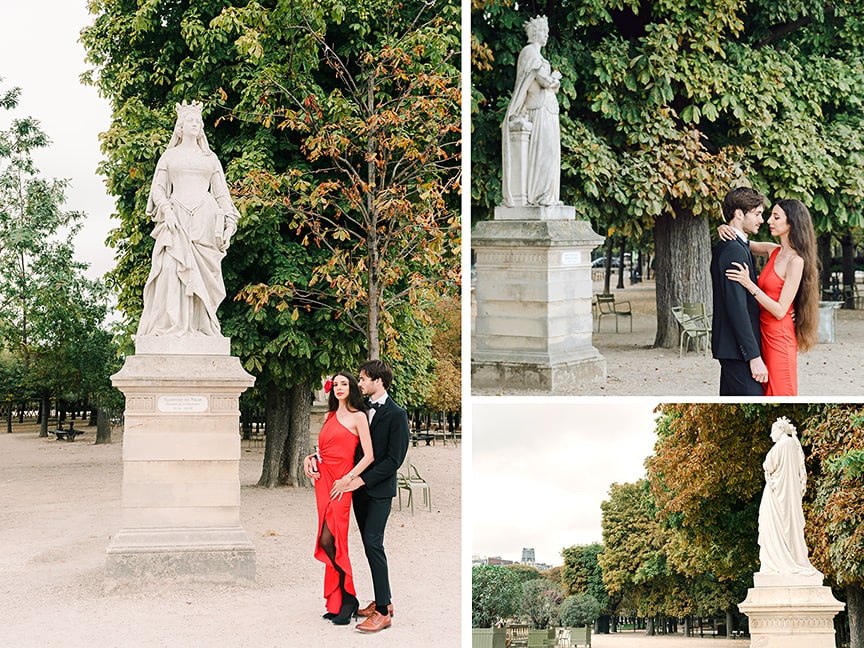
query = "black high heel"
(331, 593, 359, 625)
(322, 612, 336, 620)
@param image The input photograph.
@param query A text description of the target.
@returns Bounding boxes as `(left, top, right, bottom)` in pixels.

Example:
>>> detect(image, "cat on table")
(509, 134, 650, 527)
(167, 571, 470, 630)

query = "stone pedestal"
(105, 336, 256, 589)
(504, 119, 532, 206)
(738, 572, 844, 647)
(472, 204, 606, 392)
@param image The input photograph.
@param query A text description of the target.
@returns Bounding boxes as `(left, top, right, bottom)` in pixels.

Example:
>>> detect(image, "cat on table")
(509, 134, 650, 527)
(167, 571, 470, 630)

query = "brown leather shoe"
(357, 602, 394, 618)
(355, 611, 391, 633)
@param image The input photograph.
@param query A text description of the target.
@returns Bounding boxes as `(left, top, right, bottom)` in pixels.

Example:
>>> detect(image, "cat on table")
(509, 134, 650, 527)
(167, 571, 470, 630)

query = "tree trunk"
(258, 383, 291, 487)
(602, 236, 614, 295)
(367, 256, 380, 359)
(257, 380, 313, 488)
(39, 395, 50, 437)
(240, 408, 252, 440)
(818, 232, 833, 296)
(6, 402, 11, 434)
(849, 583, 864, 648)
(841, 230, 856, 308)
(366, 74, 381, 362)
(616, 237, 626, 290)
(284, 379, 312, 487)
(652, 210, 712, 348)
(95, 408, 111, 444)
(725, 607, 734, 639)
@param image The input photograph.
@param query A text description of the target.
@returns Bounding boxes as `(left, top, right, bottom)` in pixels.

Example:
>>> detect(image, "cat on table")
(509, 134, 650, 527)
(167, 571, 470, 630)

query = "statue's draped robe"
(136, 150, 237, 337)
(501, 43, 561, 207)
(757, 434, 817, 575)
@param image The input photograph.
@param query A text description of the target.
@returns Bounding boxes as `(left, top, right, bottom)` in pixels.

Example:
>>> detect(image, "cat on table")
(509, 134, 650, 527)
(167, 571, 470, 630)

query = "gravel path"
(473, 279, 864, 397)
(0, 425, 461, 647)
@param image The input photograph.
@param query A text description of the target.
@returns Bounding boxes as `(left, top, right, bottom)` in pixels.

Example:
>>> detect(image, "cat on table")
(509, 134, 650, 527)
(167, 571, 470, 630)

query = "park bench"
(50, 426, 84, 441)
(411, 431, 435, 447)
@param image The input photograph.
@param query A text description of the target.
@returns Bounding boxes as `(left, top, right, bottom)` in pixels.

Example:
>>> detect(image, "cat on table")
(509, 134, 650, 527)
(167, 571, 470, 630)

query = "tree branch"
(756, 16, 814, 48)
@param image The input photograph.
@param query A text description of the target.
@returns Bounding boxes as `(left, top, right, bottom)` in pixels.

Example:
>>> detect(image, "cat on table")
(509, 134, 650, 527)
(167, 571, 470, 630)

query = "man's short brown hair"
(722, 186, 766, 223)
(358, 359, 393, 390)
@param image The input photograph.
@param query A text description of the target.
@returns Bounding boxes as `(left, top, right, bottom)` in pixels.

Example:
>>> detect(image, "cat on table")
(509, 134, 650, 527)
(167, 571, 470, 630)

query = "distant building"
(474, 553, 549, 568)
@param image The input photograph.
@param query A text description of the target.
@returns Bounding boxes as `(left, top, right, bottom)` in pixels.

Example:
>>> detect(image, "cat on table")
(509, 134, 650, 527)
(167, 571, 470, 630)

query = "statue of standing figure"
(136, 101, 239, 338)
(501, 15, 562, 207)
(757, 417, 818, 577)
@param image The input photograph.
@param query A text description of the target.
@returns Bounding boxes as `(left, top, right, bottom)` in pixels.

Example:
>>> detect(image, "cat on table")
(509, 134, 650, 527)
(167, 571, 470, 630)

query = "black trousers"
(352, 488, 392, 606)
(719, 359, 763, 396)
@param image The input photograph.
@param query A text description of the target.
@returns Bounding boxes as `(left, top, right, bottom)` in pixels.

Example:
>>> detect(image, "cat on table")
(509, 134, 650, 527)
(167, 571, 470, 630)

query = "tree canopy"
(561, 542, 610, 612)
(82, 0, 460, 373)
(643, 403, 864, 644)
(472, 564, 523, 628)
(472, 0, 864, 344)
(0, 79, 117, 430)
(81, 0, 461, 483)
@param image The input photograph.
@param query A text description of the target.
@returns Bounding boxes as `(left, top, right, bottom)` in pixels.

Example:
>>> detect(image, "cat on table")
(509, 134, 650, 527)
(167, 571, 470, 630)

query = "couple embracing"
(303, 359, 410, 633)
(711, 187, 820, 396)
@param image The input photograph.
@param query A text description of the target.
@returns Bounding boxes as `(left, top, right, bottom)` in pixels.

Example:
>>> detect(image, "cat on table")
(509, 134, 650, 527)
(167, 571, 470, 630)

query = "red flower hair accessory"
(323, 379, 333, 394)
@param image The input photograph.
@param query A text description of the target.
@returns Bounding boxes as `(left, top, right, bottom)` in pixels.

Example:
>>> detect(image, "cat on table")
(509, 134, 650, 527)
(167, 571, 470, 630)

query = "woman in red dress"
(305, 372, 373, 624)
(723, 199, 819, 395)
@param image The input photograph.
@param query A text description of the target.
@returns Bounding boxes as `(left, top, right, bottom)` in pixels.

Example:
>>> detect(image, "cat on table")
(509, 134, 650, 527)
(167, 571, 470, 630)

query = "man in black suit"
(711, 186, 770, 395)
(345, 359, 409, 633)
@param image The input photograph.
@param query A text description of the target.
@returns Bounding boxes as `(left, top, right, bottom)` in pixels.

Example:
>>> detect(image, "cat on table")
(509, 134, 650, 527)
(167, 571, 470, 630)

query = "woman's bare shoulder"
(789, 254, 805, 271)
(348, 408, 368, 422)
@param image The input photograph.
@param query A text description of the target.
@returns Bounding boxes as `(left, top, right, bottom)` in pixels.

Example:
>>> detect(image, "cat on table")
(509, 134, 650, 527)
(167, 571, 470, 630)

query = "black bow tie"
(370, 402, 381, 410)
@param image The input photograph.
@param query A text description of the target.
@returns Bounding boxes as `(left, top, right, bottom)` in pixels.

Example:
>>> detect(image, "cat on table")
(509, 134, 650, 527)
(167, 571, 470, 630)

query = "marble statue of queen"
(757, 416, 818, 577)
(501, 15, 562, 207)
(136, 101, 239, 338)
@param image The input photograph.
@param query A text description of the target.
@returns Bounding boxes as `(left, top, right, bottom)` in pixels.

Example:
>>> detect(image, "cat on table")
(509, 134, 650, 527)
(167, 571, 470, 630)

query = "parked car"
(591, 257, 621, 268)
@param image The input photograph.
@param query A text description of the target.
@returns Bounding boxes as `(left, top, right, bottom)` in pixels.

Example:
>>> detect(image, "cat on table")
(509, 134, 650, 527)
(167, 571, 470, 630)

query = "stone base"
(472, 214, 606, 393)
(494, 204, 575, 221)
(108, 348, 256, 589)
(472, 353, 606, 393)
(753, 572, 824, 588)
(738, 577, 844, 648)
(134, 335, 231, 356)
(105, 527, 255, 590)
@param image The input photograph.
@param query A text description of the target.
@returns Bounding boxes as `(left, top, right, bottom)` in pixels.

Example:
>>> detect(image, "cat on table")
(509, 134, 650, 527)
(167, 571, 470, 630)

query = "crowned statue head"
(524, 15, 549, 46)
(166, 100, 212, 154)
(770, 416, 797, 442)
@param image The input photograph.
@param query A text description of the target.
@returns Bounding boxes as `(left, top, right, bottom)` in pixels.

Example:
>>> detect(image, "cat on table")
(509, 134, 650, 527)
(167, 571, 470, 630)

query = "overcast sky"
(0, 3, 116, 280)
(471, 398, 661, 567)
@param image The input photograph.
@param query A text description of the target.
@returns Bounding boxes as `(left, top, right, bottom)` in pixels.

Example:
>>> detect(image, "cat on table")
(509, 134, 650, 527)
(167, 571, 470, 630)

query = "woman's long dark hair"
(776, 199, 819, 352)
(327, 371, 369, 413)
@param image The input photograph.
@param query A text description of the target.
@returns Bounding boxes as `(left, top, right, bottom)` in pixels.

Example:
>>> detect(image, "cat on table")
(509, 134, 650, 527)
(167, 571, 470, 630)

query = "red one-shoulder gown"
(757, 248, 798, 396)
(314, 412, 360, 613)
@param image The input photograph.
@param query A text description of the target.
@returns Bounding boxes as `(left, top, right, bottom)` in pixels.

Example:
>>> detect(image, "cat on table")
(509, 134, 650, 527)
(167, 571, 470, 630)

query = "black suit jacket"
(355, 397, 410, 499)
(710, 236, 762, 361)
